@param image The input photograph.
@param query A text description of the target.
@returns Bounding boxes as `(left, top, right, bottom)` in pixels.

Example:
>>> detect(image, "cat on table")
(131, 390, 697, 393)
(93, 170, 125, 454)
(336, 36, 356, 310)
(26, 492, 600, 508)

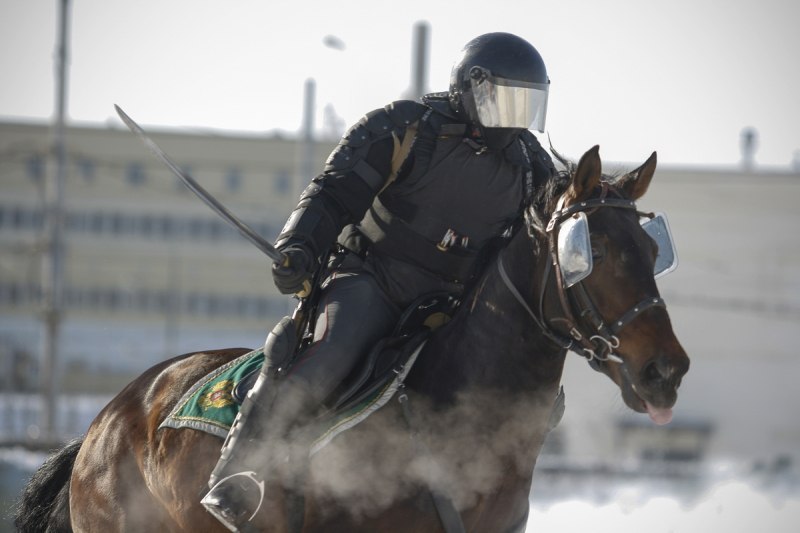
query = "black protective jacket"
(275, 94, 556, 306)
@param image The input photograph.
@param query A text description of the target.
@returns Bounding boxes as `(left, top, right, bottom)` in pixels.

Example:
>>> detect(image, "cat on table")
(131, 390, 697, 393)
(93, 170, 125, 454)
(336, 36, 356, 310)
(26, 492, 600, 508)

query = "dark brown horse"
(15, 146, 689, 532)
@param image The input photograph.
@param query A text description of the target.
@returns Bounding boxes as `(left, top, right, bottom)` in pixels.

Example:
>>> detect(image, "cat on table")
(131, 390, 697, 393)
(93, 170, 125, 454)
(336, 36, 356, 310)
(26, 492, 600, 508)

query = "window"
(139, 216, 154, 237)
(208, 220, 222, 239)
(66, 212, 88, 233)
(274, 170, 291, 195)
(9, 207, 41, 230)
(89, 212, 104, 233)
(77, 158, 95, 182)
(157, 216, 175, 238)
(225, 167, 242, 193)
(188, 218, 205, 239)
(27, 155, 44, 183)
(110, 213, 124, 234)
(126, 162, 146, 186)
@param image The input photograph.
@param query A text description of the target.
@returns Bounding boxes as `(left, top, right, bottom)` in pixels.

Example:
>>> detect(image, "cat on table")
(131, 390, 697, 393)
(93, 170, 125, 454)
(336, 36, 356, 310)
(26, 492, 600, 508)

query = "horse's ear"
(565, 145, 602, 204)
(619, 151, 657, 200)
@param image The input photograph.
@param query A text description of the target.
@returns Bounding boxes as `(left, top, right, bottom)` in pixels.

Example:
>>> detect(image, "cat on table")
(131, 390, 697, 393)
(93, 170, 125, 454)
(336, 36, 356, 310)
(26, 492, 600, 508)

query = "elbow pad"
(275, 182, 340, 261)
(278, 100, 428, 258)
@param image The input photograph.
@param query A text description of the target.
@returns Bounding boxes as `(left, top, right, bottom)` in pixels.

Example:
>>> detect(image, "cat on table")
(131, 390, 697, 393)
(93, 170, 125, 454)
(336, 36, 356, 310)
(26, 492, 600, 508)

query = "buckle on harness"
(587, 335, 623, 364)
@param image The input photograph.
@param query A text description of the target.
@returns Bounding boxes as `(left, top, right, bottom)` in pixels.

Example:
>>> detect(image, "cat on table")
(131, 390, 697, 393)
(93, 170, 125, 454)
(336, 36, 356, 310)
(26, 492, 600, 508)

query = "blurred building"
(0, 119, 336, 390)
(1, 120, 799, 479)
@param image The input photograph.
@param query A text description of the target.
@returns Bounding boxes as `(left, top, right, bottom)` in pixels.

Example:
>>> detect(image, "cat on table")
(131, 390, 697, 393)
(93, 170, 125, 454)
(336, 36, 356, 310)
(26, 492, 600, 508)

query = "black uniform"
(275, 94, 556, 403)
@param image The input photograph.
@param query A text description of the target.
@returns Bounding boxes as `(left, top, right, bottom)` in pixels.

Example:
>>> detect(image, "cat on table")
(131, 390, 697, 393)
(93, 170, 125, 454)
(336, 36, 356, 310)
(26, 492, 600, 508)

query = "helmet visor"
(470, 68, 549, 131)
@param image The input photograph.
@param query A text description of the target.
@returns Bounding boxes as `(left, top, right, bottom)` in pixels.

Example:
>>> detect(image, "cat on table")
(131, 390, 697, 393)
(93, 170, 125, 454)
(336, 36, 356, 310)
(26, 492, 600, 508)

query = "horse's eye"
(591, 239, 605, 261)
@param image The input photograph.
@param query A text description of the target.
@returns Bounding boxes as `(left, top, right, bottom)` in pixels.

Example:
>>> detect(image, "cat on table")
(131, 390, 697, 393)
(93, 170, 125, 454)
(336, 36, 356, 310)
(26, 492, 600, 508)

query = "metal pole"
(301, 78, 316, 185)
(287, 78, 316, 313)
(410, 21, 430, 100)
(41, 0, 70, 442)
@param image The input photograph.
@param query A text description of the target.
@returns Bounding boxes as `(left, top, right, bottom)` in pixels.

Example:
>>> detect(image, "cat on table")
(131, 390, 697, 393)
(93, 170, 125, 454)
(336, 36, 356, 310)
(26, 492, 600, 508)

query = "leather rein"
(498, 182, 666, 368)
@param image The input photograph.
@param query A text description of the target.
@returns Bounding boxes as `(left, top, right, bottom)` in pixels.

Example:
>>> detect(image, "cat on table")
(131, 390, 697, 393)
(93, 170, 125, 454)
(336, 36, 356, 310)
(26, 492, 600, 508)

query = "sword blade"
(114, 105, 285, 264)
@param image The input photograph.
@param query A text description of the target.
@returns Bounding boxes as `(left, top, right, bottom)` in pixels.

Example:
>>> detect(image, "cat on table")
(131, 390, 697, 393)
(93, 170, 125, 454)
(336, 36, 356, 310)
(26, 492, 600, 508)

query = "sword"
(114, 105, 286, 264)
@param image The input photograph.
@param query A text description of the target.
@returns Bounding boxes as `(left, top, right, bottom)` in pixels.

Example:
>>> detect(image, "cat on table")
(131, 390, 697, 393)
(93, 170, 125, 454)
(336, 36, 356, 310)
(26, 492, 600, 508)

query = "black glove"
(271, 244, 316, 296)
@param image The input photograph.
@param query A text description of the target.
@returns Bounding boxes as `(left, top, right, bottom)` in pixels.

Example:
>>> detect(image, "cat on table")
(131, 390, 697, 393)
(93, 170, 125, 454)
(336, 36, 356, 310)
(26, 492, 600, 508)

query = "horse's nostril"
(643, 361, 664, 383)
(641, 353, 690, 388)
(642, 356, 678, 384)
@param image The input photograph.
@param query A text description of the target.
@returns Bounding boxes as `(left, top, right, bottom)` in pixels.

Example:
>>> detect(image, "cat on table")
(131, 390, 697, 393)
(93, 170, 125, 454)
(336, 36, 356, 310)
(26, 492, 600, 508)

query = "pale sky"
(1, 0, 798, 169)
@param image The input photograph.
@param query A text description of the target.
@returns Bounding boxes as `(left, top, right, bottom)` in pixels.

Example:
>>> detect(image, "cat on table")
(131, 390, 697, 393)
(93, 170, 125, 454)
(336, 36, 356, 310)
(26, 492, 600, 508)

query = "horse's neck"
(407, 235, 565, 492)
(416, 230, 565, 398)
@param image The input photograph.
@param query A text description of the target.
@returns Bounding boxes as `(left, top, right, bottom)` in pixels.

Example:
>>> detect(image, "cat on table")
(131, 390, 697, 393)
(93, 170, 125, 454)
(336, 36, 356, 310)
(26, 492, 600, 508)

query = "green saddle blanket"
(160, 348, 265, 439)
(160, 340, 427, 455)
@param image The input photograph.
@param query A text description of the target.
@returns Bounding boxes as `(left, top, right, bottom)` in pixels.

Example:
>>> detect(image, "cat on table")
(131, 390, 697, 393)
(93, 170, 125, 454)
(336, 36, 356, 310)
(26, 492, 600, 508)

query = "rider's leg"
(285, 271, 401, 401)
(202, 271, 399, 531)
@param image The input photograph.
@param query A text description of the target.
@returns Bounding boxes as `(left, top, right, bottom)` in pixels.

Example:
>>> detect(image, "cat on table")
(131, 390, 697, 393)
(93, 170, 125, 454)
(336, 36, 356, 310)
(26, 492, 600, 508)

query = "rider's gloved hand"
(272, 244, 316, 297)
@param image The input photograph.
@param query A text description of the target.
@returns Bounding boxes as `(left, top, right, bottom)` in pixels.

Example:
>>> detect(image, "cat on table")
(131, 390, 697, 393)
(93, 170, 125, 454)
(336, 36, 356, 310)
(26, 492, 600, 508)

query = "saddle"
(232, 292, 459, 413)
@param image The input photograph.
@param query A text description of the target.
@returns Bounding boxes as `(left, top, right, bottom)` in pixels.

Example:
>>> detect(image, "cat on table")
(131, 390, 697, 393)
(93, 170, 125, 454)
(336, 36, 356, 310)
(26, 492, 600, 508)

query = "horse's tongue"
(645, 402, 673, 425)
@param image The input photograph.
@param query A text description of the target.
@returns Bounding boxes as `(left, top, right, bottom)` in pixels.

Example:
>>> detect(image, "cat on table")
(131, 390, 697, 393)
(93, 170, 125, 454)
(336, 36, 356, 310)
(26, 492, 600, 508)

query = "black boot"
(201, 374, 319, 532)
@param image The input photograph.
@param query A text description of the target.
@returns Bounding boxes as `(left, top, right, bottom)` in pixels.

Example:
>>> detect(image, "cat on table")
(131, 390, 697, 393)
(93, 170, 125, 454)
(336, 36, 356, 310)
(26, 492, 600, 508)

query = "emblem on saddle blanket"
(160, 339, 427, 455)
(160, 349, 266, 437)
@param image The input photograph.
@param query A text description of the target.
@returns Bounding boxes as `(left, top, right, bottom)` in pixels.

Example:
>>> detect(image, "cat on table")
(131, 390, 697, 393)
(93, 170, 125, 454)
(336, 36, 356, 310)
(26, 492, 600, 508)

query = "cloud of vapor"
(301, 386, 558, 521)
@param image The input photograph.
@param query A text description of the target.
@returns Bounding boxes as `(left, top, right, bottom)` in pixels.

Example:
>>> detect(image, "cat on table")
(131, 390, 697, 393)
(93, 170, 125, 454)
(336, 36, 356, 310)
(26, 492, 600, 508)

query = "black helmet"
(449, 32, 550, 132)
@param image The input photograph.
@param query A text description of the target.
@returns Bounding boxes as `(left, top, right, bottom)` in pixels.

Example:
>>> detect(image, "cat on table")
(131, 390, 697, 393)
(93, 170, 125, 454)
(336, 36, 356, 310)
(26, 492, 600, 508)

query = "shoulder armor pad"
(422, 93, 459, 120)
(342, 122, 370, 148)
(362, 107, 397, 136)
(385, 100, 428, 127)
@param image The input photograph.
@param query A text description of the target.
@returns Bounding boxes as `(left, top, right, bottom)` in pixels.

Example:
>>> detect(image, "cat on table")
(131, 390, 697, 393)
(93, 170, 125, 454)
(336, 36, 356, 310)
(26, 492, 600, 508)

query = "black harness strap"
(611, 297, 666, 335)
(497, 183, 670, 369)
(546, 196, 637, 232)
(497, 256, 573, 351)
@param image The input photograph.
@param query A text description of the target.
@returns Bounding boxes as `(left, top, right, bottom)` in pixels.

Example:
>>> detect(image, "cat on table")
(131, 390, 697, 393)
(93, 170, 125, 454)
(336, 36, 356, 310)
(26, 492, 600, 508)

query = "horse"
(15, 145, 689, 532)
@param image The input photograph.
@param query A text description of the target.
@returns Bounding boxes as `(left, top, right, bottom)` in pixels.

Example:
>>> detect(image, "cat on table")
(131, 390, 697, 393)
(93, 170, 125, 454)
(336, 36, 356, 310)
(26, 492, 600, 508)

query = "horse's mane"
(527, 145, 573, 233)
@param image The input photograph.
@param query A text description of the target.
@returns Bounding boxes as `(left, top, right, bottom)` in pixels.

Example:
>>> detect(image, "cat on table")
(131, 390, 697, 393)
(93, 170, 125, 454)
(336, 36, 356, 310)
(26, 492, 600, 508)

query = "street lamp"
(298, 36, 347, 192)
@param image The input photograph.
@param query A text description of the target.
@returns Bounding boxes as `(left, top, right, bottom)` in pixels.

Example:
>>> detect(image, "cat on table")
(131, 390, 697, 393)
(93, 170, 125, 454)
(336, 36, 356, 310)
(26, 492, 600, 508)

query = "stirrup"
(201, 471, 265, 532)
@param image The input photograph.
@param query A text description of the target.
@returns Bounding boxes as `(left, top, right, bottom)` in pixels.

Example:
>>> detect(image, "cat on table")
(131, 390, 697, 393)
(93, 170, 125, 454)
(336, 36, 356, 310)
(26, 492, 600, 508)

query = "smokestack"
(740, 127, 758, 172)
(406, 21, 430, 100)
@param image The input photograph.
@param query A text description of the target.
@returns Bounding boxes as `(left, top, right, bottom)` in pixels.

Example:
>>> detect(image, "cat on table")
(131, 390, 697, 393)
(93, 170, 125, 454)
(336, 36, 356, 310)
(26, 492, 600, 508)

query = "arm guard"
(275, 100, 428, 261)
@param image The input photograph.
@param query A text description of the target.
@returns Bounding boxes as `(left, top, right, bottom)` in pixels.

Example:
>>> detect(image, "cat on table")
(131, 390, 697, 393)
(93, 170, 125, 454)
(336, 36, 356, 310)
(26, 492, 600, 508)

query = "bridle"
(498, 182, 666, 368)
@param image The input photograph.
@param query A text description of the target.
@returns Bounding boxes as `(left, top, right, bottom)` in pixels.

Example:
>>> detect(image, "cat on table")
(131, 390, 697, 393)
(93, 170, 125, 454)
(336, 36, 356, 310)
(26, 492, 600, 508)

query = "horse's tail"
(13, 437, 83, 533)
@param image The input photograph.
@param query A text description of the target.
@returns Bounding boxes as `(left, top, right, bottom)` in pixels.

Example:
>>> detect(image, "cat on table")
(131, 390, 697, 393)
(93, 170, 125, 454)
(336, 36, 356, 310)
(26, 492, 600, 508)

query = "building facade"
(0, 120, 335, 386)
(2, 120, 799, 478)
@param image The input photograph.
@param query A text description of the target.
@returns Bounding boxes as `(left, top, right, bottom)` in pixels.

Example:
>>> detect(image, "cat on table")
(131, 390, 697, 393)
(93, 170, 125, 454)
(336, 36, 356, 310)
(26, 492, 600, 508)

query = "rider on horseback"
(202, 32, 556, 531)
